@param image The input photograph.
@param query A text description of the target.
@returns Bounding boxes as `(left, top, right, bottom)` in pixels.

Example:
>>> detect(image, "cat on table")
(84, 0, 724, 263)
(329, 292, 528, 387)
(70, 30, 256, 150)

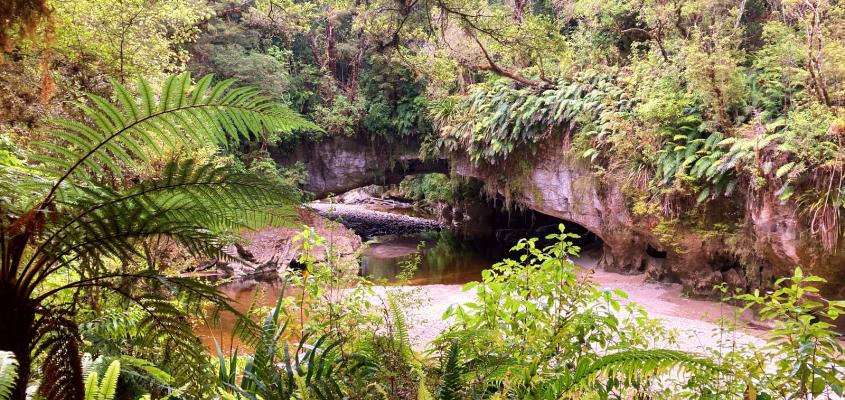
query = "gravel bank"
(309, 203, 442, 239)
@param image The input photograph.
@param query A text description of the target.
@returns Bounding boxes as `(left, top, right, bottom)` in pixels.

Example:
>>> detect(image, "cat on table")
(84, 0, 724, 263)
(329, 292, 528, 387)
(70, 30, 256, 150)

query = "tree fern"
(0, 73, 314, 400)
(29, 72, 317, 202)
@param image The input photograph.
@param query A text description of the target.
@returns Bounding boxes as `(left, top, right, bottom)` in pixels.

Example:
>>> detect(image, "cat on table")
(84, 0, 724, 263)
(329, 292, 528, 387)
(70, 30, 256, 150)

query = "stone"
(722, 268, 746, 291)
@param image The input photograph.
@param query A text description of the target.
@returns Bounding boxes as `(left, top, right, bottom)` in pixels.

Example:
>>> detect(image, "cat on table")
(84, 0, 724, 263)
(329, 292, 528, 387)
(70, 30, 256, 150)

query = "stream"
(198, 205, 768, 354)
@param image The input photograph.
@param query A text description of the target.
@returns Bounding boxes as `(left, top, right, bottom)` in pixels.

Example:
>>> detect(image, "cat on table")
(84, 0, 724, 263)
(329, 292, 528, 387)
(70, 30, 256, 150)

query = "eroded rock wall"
(454, 137, 845, 298)
(270, 135, 448, 198)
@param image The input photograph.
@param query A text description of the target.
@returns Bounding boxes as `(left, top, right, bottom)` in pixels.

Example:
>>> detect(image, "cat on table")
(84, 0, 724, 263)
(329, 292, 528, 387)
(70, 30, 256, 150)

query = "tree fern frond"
(567, 349, 721, 392)
(33, 72, 319, 202)
(35, 317, 85, 400)
(0, 351, 18, 400)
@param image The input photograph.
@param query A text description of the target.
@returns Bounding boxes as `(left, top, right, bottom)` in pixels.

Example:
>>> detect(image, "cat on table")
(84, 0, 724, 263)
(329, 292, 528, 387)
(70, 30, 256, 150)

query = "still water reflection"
(360, 230, 507, 285)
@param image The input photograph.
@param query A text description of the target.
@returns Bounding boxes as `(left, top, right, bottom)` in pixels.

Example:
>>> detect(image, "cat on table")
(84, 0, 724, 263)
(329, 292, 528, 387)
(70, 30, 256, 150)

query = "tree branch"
(470, 34, 544, 87)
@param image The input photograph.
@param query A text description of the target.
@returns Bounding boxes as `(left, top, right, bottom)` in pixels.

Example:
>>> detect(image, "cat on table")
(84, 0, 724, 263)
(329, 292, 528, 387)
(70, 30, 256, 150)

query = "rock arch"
(270, 135, 448, 198)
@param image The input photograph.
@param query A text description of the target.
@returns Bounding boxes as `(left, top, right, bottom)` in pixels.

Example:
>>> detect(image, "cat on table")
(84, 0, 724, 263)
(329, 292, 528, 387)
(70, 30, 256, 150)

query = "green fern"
(387, 293, 411, 351)
(437, 342, 462, 400)
(435, 72, 619, 165)
(83, 360, 120, 400)
(0, 73, 313, 400)
(29, 72, 317, 202)
(563, 349, 721, 393)
(0, 351, 18, 400)
(219, 287, 348, 400)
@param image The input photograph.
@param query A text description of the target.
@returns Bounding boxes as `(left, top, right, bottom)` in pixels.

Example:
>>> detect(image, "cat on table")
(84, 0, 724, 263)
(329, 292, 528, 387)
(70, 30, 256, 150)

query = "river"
(197, 221, 767, 354)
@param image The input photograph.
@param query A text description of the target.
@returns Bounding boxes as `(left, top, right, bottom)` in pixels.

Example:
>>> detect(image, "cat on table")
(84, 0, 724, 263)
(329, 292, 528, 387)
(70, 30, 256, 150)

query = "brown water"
(196, 230, 508, 352)
(360, 231, 507, 285)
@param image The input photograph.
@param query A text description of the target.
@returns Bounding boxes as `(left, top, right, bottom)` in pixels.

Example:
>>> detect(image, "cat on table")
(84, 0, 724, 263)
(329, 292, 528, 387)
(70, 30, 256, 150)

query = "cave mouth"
(482, 202, 604, 258)
(326, 179, 605, 265)
(646, 244, 668, 259)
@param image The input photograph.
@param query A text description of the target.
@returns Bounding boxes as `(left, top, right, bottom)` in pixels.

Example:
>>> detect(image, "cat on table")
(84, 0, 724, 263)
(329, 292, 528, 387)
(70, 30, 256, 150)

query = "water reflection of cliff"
(360, 230, 507, 285)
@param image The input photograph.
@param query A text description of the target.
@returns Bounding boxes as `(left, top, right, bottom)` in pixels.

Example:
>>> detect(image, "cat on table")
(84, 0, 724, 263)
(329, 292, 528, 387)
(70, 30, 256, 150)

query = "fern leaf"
(84, 372, 99, 400)
(34, 72, 319, 202)
(437, 342, 462, 400)
(0, 351, 18, 400)
(569, 349, 720, 391)
(97, 360, 120, 400)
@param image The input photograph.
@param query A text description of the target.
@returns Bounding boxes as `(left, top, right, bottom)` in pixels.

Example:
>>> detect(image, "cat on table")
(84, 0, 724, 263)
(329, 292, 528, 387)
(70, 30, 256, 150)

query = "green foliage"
(436, 342, 461, 400)
(397, 173, 459, 204)
(652, 111, 736, 202)
(0, 352, 18, 400)
(24, 72, 315, 194)
(0, 73, 315, 400)
(215, 291, 348, 400)
(52, 0, 210, 82)
(571, 349, 719, 388)
(83, 360, 120, 400)
(438, 225, 687, 397)
(436, 73, 618, 165)
(734, 268, 845, 398)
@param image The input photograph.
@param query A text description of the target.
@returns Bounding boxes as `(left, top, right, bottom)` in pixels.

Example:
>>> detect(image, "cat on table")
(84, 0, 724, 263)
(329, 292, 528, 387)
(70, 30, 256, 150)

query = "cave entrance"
(323, 176, 606, 282)
(484, 203, 604, 265)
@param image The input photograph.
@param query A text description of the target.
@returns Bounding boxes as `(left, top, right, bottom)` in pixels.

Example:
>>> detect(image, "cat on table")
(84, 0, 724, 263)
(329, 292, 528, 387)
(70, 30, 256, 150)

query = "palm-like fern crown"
(0, 73, 319, 400)
(35, 72, 314, 197)
(2, 72, 318, 290)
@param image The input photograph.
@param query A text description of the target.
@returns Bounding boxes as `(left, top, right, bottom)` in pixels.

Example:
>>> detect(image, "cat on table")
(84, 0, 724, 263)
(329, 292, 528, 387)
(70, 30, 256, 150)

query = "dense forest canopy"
(3, 0, 845, 399)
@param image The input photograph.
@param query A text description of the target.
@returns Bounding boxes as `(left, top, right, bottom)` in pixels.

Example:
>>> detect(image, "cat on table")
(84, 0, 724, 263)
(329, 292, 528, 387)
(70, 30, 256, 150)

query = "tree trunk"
(0, 293, 35, 400)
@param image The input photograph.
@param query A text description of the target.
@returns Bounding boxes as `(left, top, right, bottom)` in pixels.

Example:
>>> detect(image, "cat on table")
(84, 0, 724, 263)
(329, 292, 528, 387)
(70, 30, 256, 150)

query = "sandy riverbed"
(378, 252, 768, 352)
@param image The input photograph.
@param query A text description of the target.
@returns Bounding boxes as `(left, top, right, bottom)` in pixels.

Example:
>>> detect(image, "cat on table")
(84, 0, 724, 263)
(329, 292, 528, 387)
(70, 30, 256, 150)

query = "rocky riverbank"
(192, 208, 362, 279)
(309, 202, 442, 240)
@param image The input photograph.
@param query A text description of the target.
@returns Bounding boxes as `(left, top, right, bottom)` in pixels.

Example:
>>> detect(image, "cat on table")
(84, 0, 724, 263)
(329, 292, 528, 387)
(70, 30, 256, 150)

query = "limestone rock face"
(454, 138, 651, 272)
(275, 134, 845, 298)
(454, 137, 845, 299)
(270, 135, 447, 198)
(748, 194, 845, 298)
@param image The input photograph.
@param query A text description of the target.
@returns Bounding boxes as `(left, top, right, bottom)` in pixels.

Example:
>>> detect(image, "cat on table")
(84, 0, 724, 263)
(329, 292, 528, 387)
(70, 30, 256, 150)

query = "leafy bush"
(733, 268, 845, 398)
(435, 225, 712, 398)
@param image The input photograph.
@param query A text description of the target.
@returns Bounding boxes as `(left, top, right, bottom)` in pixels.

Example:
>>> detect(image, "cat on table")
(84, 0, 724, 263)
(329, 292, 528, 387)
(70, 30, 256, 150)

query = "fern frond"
(437, 342, 462, 400)
(0, 351, 18, 400)
(33, 72, 318, 202)
(97, 360, 120, 400)
(23, 159, 298, 290)
(35, 316, 85, 400)
(568, 349, 721, 391)
(387, 293, 410, 351)
(84, 371, 99, 400)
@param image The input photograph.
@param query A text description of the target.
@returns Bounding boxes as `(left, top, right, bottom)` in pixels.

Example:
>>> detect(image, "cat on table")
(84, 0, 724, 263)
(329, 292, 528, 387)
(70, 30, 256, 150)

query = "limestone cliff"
(454, 136, 845, 298)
